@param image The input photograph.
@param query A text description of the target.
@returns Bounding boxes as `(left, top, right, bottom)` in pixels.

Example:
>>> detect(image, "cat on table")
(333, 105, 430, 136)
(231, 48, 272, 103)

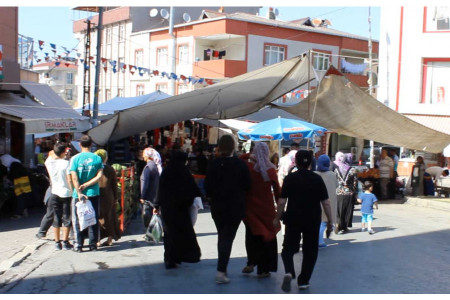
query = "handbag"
(76, 199, 97, 231)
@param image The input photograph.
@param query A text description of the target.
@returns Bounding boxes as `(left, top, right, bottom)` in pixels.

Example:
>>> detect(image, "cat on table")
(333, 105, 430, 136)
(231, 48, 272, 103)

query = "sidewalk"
(0, 194, 449, 277)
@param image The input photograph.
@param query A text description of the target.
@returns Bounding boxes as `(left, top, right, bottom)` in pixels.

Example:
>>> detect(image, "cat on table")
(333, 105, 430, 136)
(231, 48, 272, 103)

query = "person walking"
(273, 150, 333, 292)
(333, 152, 357, 234)
(241, 142, 280, 278)
(277, 147, 291, 186)
(314, 154, 337, 248)
(357, 181, 378, 234)
(70, 135, 104, 252)
(204, 135, 251, 284)
(94, 149, 121, 247)
(154, 151, 202, 269)
(45, 142, 73, 251)
(140, 147, 161, 241)
(379, 149, 394, 200)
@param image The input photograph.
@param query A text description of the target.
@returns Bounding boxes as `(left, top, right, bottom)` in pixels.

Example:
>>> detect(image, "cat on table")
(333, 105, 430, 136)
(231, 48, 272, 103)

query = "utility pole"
(92, 7, 104, 127)
(169, 6, 176, 96)
(82, 18, 92, 118)
(368, 6, 375, 168)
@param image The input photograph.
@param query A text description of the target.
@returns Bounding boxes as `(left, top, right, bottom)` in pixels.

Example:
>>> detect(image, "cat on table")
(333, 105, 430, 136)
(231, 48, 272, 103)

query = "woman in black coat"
(154, 151, 202, 269)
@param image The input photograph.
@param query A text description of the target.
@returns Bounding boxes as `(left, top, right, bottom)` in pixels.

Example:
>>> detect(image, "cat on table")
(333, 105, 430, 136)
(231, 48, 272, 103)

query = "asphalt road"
(1, 200, 449, 294)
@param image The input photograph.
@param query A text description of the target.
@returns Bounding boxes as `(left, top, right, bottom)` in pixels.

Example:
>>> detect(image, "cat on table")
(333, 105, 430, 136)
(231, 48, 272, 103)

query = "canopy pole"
(307, 50, 311, 123)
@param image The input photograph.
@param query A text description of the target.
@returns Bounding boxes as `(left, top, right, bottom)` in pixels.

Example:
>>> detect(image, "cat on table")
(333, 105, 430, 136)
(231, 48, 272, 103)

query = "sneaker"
(361, 228, 367, 232)
(368, 229, 375, 235)
(215, 272, 230, 284)
(318, 243, 327, 248)
(62, 241, 73, 250)
(338, 230, 345, 234)
(281, 273, 292, 292)
(89, 245, 98, 251)
(35, 233, 46, 239)
(298, 283, 310, 290)
(257, 272, 271, 279)
(73, 247, 82, 253)
(55, 241, 62, 251)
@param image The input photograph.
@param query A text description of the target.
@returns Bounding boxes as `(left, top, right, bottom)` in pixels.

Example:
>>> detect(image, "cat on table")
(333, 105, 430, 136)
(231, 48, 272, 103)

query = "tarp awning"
(0, 83, 90, 134)
(88, 54, 314, 145)
(277, 73, 450, 153)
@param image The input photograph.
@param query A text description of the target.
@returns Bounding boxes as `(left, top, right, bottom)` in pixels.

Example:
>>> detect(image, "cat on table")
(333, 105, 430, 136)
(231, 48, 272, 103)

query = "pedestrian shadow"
(99, 239, 164, 252)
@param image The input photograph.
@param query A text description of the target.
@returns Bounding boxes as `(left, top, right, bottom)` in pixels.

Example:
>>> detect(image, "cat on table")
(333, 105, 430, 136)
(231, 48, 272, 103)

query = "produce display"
(357, 168, 380, 179)
(112, 163, 137, 232)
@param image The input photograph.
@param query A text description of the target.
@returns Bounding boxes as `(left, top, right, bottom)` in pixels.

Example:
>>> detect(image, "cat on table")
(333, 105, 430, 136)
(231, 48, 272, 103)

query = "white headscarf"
(143, 147, 163, 174)
(252, 142, 275, 182)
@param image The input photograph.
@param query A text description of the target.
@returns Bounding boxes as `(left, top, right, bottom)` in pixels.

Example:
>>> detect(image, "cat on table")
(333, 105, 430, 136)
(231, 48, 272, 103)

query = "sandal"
(101, 241, 113, 247)
(242, 265, 254, 274)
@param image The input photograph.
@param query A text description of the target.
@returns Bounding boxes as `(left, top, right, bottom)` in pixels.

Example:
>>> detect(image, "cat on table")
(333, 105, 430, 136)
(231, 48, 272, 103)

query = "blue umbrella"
(237, 117, 327, 141)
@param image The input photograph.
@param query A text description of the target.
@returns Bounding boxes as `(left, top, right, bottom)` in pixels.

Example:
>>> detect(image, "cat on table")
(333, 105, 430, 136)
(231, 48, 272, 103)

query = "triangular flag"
(50, 43, 56, 49)
(205, 79, 214, 85)
(103, 66, 108, 72)
(55, 61, 61, 66)
(65, 63, 70, 67)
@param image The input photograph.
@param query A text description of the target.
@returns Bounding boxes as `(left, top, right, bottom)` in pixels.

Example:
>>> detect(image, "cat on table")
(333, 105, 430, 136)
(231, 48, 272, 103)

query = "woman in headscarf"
(242, 142, 281, 278)
(333, 152, 358, 234)
(94, 149, 121, 247)
(277, 150, 298, 187)
(314, 155, 337, 247)
(153, 150, 202, 269)
(140, 147, 161, 237)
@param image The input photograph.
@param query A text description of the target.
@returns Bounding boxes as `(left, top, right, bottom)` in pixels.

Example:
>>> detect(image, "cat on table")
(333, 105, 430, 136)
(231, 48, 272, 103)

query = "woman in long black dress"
(332, 152, 357, 234)
(154, 151, 202, 269)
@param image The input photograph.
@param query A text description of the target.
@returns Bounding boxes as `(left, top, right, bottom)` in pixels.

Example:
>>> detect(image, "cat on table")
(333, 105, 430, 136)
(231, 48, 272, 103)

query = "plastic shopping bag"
(146, 214, 163, 243)
(190, 197, 204, 226)
(76, 199, 97, 231)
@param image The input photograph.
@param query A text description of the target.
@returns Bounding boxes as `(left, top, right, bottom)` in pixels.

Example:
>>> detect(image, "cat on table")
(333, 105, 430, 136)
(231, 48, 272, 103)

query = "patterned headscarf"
(252, 142, 275, 182)
(143, 147, 162, 174)
(334, 151, 350, 175)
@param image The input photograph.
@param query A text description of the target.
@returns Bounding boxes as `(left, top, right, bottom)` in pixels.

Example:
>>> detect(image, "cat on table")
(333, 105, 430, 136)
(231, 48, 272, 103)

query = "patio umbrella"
(237, 117, 327, 142)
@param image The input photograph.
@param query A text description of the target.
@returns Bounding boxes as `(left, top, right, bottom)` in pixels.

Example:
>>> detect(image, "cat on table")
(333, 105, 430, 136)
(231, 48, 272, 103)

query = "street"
(1, 200, 449, 294)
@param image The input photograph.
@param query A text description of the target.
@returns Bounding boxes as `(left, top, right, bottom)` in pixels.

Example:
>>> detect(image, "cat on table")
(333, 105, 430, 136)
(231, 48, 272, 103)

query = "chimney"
(218, 6, 224, 13)
(268, 7, 276, 20)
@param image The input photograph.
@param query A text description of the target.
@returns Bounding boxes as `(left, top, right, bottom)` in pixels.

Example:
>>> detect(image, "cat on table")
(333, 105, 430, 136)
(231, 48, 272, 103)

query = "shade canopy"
(237, 117, 326, 141)
(277, 71, 450, 153)
(88, 54, 314, 145)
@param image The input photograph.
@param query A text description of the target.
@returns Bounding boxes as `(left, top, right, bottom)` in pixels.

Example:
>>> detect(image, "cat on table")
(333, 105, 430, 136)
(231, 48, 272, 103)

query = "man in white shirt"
(425, 166, 449, 185)
(45, 142, 73, 251)
(379, 149, 394, 200)
(0, 153, 21, 171)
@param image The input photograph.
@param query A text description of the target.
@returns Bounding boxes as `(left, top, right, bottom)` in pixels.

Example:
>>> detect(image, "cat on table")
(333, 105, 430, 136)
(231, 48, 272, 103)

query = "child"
(357, 181, 378, 234)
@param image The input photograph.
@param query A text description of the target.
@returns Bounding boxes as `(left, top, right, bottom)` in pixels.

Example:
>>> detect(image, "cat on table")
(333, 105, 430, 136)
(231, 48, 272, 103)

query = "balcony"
(193, 59, 246, 78)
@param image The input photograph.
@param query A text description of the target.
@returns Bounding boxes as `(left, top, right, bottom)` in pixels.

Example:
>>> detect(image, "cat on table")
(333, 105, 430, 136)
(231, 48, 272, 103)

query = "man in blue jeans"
(70, 135, 103, 252)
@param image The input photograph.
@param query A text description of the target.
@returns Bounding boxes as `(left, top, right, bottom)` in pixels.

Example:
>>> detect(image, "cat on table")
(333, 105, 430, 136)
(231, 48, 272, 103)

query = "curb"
(0, 240, 47, 275)
(405, 197, 450, 212)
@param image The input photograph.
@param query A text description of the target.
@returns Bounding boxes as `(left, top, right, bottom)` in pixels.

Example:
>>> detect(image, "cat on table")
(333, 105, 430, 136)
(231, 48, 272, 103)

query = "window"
(106, 27, 112, 45)
(135, 49, 144, 67)
(312, 52, 331, 71)
(119, 24, 125, 42)
(422, 58, 450, 104)
(424, 7, 450, 32)
(137, 85, 145, 96)
(105, 89, 111, 102)
(177, 84, 189, 95)
(118, 88, 124, 97)
(65, 89, 73, 101)
(264, 44, 286, 66)
(178, 44, 189, 65)
(66, 72, 73, 84)
(156, 83, 168, 94)
(157, 47, 168, 67)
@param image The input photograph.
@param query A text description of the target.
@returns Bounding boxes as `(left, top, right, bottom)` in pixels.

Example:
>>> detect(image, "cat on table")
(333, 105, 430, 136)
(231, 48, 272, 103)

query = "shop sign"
(44, 120, 78, 132)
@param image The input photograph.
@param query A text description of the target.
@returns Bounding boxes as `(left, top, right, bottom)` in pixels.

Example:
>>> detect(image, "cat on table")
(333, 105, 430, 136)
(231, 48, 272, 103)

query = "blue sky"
(18, 6, 380, 56)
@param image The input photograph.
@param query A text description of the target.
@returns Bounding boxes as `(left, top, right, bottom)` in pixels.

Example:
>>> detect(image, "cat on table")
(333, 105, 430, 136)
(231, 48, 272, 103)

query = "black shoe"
(73, 247, 82, 253)
(165, 262, 177, 269)
(36, 233, 46, 239)
(63, 241, 73, 250)
(89, 245, 98, 252)
(55, 241, 62, 251)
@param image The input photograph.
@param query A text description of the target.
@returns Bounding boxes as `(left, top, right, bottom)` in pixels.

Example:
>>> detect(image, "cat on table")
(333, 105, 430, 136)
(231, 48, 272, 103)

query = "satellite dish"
(149, 8, 158, 18)
(274, 8, 279, 16)
(183, 13, 191, 23)
(160, 9, 170, 20)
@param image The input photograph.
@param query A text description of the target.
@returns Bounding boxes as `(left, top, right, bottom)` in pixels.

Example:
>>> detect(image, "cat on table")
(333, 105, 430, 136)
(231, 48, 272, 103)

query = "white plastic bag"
(146, 214, 163, 243)
(190, 196, 204, 226)
(76, 199, 97, 231)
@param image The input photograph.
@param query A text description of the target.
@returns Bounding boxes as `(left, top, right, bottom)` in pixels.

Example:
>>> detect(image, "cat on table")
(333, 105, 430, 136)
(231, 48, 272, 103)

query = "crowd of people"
(6, 133, 449, 292)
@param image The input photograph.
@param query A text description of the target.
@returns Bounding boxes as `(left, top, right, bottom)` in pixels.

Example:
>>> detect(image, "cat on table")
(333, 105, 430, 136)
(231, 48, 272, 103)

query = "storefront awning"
(0, 83, 90, 134)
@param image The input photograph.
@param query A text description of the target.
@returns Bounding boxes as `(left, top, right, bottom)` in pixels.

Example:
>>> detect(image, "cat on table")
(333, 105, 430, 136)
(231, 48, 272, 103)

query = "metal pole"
(368, 7, 375, 168)
(169, 6, 176, 96)
(92, 7, 104, 127)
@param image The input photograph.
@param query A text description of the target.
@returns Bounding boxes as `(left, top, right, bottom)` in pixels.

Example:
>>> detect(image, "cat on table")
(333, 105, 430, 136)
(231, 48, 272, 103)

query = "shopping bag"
(190, 196, 204, 226)
(76, 199, 97, 231)
(146, 214, 163, 243)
